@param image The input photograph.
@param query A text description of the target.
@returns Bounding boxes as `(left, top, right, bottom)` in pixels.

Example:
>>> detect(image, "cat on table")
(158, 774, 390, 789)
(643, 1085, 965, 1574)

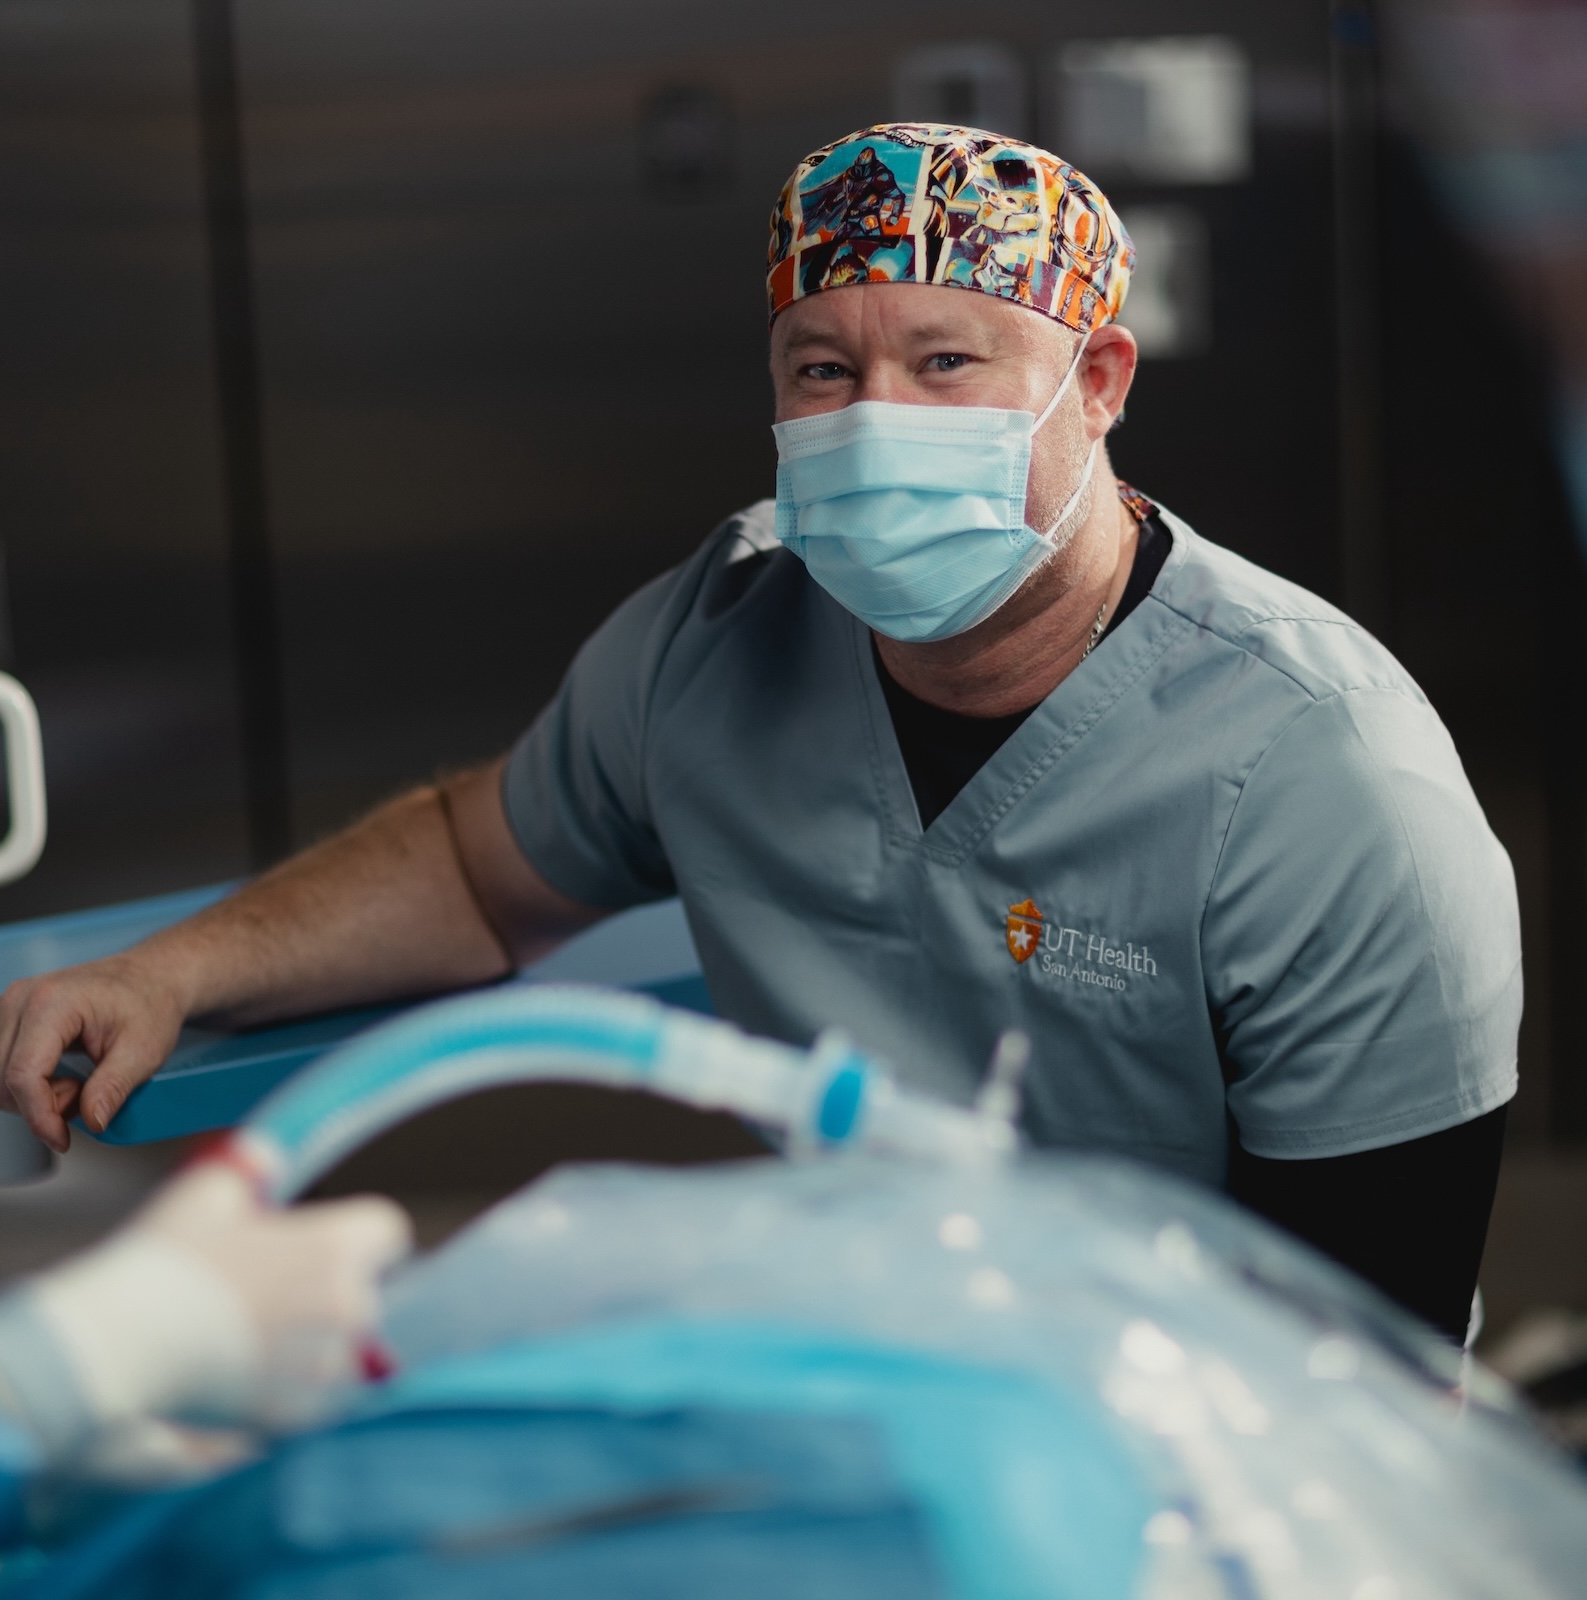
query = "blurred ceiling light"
(892, 42, 1029, 141)
(1051, 36, 1252, 185)
(1115, 206, 1212, 359)
(640, 86, 733, 200)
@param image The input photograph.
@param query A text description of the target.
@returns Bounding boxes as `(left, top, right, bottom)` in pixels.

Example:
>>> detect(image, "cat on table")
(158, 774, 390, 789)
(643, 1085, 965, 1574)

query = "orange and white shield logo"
(1006, 898, 1043, 963)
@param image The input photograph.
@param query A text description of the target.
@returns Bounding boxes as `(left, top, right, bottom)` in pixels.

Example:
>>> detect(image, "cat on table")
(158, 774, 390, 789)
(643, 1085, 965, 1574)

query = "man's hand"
(0, 954, 188, 1154)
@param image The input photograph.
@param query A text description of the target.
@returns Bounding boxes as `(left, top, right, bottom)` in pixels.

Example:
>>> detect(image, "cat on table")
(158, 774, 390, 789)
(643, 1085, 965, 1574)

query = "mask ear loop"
(1037, 438, 1100, 541)
(1029, 331, 1099, 542)
(1031, 330, 1091, 435)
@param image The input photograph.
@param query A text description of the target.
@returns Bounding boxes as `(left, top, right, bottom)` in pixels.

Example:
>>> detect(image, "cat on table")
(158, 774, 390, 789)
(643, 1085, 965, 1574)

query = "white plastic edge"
(0, 672, 46, 887)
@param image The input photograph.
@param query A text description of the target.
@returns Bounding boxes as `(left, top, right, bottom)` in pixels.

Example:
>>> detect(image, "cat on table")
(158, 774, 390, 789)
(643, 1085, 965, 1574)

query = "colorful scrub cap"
(767, 123, 1134, 332)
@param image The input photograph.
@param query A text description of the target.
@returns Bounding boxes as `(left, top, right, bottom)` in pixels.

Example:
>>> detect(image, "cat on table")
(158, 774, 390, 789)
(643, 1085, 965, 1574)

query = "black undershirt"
(873, 510, 1505, 1340)
(876, 512, 1172, 832)
(1227, 1107, 1506, 1339)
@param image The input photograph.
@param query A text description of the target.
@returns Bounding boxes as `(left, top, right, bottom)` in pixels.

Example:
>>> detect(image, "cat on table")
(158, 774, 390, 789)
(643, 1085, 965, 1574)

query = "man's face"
(769, 281, 1134, 539)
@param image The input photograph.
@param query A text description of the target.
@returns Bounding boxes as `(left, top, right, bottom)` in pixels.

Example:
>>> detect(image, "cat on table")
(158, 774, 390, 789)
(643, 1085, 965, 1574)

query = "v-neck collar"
(849, 520, 1196, 866)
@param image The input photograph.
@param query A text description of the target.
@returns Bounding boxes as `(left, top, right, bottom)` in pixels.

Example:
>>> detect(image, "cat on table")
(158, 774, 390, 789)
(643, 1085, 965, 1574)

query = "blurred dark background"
(0, 0, 1584, 1323)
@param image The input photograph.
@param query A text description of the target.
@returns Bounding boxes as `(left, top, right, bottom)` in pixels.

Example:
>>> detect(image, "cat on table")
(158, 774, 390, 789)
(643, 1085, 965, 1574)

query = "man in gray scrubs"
(0, 124, 1520, 1339)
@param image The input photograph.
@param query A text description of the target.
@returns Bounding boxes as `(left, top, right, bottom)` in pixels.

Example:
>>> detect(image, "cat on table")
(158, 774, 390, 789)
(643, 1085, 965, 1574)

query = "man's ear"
(1083, 325, 1138, 437)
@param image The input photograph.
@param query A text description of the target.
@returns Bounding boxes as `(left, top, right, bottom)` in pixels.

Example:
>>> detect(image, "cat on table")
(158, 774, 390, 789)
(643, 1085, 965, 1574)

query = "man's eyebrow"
(779, 326, 846, 352)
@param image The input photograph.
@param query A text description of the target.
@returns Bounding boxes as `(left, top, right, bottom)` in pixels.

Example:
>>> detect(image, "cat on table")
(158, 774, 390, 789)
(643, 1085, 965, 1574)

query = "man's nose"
(851, 366, 922, 405)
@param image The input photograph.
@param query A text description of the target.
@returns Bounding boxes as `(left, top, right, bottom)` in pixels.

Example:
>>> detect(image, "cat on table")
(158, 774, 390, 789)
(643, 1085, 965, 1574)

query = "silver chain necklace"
(1079, 603, 1109, 660)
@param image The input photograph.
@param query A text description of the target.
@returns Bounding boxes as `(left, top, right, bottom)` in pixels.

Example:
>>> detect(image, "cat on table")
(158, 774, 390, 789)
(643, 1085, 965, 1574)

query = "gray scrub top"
(504, 499, 1520, 1184)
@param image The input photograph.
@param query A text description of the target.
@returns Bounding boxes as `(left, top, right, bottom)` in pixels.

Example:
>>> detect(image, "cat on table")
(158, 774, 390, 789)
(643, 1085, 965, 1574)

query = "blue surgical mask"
(773, 336, 1096, 642)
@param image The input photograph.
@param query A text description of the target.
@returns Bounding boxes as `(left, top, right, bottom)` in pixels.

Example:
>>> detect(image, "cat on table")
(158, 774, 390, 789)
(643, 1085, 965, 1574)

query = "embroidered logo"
(1002, 895, 1159, 992)
(1006, 899, 1044, 964)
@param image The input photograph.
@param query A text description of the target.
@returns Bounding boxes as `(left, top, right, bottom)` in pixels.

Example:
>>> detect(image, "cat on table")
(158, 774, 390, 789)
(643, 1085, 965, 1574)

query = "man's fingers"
(0, 981, 33, 1111)
(78, 1024, 174, 1136)
(51, 1075, 83, 1121)
(1, 991, 82, 1152)
(0, 967, 182, 1146)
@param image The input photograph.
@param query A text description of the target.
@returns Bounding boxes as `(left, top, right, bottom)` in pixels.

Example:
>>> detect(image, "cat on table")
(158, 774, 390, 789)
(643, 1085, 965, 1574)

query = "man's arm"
(0, 758, 601, 1151)
(1200, 686, 1519, 1337)
(1228, 1105, 1507, 1340)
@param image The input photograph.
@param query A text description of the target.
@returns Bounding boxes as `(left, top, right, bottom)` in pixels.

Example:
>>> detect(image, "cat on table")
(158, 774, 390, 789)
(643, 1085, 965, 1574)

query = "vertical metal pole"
(1330, 0, 1389, 638)
(192, 0, 291, 867)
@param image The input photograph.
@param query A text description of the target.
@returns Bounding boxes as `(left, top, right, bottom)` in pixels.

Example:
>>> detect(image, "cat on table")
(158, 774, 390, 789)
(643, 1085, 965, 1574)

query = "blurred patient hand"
(0, 1159, 412, 1470)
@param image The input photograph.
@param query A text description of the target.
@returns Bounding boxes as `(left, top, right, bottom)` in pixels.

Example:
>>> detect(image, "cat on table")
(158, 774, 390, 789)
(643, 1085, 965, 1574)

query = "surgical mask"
(773, 335, 1097, 642)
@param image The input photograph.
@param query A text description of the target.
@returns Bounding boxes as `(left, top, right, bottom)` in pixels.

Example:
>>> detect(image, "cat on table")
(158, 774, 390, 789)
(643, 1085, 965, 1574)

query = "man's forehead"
(774, 283, 1049, 350)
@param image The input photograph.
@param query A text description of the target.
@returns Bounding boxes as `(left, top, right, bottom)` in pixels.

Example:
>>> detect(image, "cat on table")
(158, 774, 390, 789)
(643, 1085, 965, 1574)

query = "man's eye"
(802, 362, 849, 381)
(928, 353, 970, 372)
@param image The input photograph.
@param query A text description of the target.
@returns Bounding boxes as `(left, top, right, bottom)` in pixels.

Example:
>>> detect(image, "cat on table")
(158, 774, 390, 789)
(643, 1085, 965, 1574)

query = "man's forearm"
(1, 757, 600, 1148)
(134, 786, 513, 1029)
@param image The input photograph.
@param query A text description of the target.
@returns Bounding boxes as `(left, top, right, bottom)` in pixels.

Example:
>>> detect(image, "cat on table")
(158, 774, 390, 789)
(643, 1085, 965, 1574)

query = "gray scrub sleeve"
(1206, 686, 1521, 1159)
(502, 566, 688, 911)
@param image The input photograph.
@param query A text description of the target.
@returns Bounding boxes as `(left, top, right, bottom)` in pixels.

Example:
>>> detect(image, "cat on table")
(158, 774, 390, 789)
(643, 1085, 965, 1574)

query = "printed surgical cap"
(767, 123, 1134, 332)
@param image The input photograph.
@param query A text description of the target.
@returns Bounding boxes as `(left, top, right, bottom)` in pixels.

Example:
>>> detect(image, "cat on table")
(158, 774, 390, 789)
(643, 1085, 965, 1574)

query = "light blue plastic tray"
(0, 888, 708, 1145)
